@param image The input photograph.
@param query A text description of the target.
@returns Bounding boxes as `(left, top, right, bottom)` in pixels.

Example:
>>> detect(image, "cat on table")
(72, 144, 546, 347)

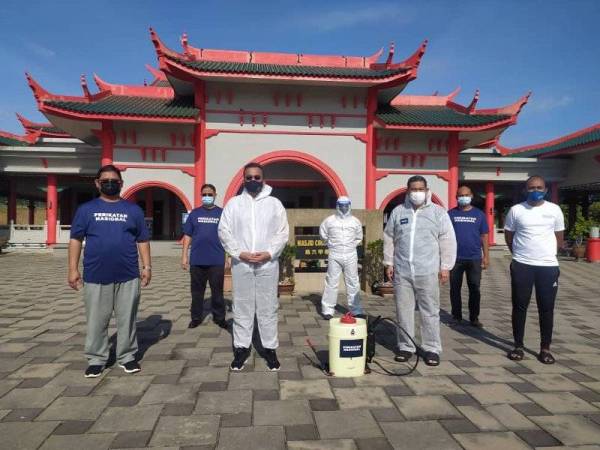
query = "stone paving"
(1, 251, 600, 449)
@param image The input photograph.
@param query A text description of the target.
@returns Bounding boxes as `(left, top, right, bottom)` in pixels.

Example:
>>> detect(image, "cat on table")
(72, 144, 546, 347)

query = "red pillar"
(485, 182, 495, 246)
(447, 132, 460, 209)
(100, 121, 114, 166)
(193, 82, 206, 208)
(8, 179, 17, 224)
(46, 174, 58, 245)
(365, 87, 377, 210)
(551, 181, 560, 204)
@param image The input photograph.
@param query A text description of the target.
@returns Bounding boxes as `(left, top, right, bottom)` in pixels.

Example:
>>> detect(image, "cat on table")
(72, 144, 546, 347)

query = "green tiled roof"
(45, 96, 198, 119)
(152, 79, 171, 87)
(41, 125, 66, 134)
(170, 56, 409, 79)
(377, 106, 510, 128)
(510, 128, 600, 158)
(0, 135, 28, 146)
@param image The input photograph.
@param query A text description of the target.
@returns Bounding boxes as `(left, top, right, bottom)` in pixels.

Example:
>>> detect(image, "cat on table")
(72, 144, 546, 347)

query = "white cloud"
(529, 94, 573, 112)
(294, 3, 415, 32)
(24, 42, 56, 59)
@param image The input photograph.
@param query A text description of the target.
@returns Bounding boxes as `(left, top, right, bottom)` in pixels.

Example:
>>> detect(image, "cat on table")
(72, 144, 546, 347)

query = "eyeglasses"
(245, 175, 262, 181)
(99, 179, 121, 184)
(202, 192, 215, 197)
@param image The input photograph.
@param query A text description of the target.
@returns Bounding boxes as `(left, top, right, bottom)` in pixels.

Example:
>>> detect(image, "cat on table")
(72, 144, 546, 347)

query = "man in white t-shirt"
(504, 175, 564, 364)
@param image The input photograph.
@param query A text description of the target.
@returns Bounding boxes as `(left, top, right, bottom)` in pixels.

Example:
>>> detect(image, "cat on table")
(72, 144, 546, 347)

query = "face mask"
(457, 196, 472, 206)
(99, 179, 121, 196)
(337, 204, 350, 215)
(527, 190, 546, 202)
(409, 191, 426, 206)
(244, 180, 263, 194)
(202, 196, 214, 206)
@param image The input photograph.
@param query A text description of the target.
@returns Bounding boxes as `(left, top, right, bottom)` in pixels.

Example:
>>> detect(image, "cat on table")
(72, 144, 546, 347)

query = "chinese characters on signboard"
(295, 235, 329, 259)
(295, 235, 364, 259)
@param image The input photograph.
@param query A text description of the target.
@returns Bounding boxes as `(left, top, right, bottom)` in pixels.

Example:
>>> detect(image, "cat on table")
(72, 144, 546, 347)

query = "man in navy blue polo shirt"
(181, 183, 227, 329)
(448, 185, 489, 327)
(68, 165, 151, 378)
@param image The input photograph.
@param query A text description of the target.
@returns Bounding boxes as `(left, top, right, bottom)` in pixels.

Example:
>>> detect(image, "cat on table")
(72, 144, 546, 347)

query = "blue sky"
(0, 0, 598, 147)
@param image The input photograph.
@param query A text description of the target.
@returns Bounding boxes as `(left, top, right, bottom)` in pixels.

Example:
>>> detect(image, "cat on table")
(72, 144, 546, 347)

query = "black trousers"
(510, 260, 560, 349)
(450, 259, 482, 322)
(190, 265, 225, 322)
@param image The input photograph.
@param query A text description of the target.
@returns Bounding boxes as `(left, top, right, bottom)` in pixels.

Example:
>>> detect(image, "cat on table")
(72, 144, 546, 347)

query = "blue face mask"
(527, 190, 546, 202)
(457, 196, 472, 206)
(202, 195, 215, 206)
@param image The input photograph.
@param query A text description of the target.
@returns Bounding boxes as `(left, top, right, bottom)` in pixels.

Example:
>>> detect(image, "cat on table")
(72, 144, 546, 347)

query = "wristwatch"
(142, 266, 152, 271)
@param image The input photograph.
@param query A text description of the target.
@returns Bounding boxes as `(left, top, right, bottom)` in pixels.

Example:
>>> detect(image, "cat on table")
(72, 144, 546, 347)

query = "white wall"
(205, 132, 367, 208)
(120, 167, 194, 211)
(376, 173, 449, 209)
(560, 148, 600, 188)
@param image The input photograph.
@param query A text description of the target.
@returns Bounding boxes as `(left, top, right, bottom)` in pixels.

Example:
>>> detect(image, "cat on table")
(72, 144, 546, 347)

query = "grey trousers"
(83, 278, 140, 366)
(231, 260, 279, 349)
(394, 272, 442, 354)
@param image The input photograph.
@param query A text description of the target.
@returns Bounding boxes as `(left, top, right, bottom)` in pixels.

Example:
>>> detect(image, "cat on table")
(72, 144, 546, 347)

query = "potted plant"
(278, 244, 296, 295)
(364, 239, 392, 296)
(570, 215, 592, 260)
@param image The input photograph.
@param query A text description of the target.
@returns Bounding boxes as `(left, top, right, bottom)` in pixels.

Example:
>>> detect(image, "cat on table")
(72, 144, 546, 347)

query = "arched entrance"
(224, 151, 348, 208)
(380, 188, 445, 224)
(122, 182, 191, 240)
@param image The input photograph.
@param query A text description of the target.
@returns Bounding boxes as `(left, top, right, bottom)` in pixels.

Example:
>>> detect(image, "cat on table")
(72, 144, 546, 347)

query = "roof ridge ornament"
(25, 72, 52, 103)
(93, 73, 110, 92)
(467, 89, 480, 113)
(145, 64, 167, 81)
(385, 42, 395, 67)
(181, 32, 193, 60)
(448, 87, 461, 101)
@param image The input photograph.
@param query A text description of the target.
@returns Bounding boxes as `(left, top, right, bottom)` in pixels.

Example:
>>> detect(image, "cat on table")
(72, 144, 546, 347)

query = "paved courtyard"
(1, 251, 600, 450)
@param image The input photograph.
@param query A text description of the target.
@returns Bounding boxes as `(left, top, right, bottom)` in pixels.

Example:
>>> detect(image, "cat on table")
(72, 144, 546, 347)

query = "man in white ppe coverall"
(320, 196, 364, 319)
(383, 175, 456, 367)
(218, 162, 289, 371)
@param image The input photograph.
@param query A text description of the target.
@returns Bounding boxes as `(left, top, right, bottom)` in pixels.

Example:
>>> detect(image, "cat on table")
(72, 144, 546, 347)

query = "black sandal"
(423, 352, 440, 366)
(538, 350, 555, 365)
(507, 347, 524, 361)
(394, 350, 413, 362)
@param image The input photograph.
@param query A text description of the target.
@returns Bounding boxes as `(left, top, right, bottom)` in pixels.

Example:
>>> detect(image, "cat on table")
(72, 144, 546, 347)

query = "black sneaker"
(264, 348, 281, 371)
(118, 361, 141, 374)
(230, 347, 250, 371)
(321, 314, 333, 321)
(84, 365, 104, 378)
(188, 319, 202, 328)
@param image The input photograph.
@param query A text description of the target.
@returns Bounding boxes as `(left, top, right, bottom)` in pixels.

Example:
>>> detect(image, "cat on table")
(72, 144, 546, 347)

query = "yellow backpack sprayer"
(306, 312, 420, 377)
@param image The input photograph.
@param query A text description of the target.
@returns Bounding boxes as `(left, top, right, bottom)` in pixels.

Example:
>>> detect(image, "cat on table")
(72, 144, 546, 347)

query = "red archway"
(380, 187, 446, 211)
(122, 181, 192, 211)
(224, 150, 348, 203)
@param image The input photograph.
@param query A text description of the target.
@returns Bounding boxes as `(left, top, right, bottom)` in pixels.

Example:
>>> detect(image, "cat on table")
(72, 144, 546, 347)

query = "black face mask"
(244, 180, 263, 194)
(99, 179, 121, 196)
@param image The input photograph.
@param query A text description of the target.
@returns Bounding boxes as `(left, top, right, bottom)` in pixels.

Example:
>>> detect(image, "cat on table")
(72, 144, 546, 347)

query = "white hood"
(218, 183, 289, 262)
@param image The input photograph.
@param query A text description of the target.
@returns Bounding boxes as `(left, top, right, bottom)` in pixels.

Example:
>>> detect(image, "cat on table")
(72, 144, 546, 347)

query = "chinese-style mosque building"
(1, 29, 599, 247)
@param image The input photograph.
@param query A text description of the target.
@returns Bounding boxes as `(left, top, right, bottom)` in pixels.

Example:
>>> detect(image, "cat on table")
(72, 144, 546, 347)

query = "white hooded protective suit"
(320, 199, 363, 316)
(383, 191, 456, 354)
(218, 184, 289, 349)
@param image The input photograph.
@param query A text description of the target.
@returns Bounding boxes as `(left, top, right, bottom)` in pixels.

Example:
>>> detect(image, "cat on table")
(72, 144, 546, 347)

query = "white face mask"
(409, 191, 426, 206)
(457, 196, 472, 206)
